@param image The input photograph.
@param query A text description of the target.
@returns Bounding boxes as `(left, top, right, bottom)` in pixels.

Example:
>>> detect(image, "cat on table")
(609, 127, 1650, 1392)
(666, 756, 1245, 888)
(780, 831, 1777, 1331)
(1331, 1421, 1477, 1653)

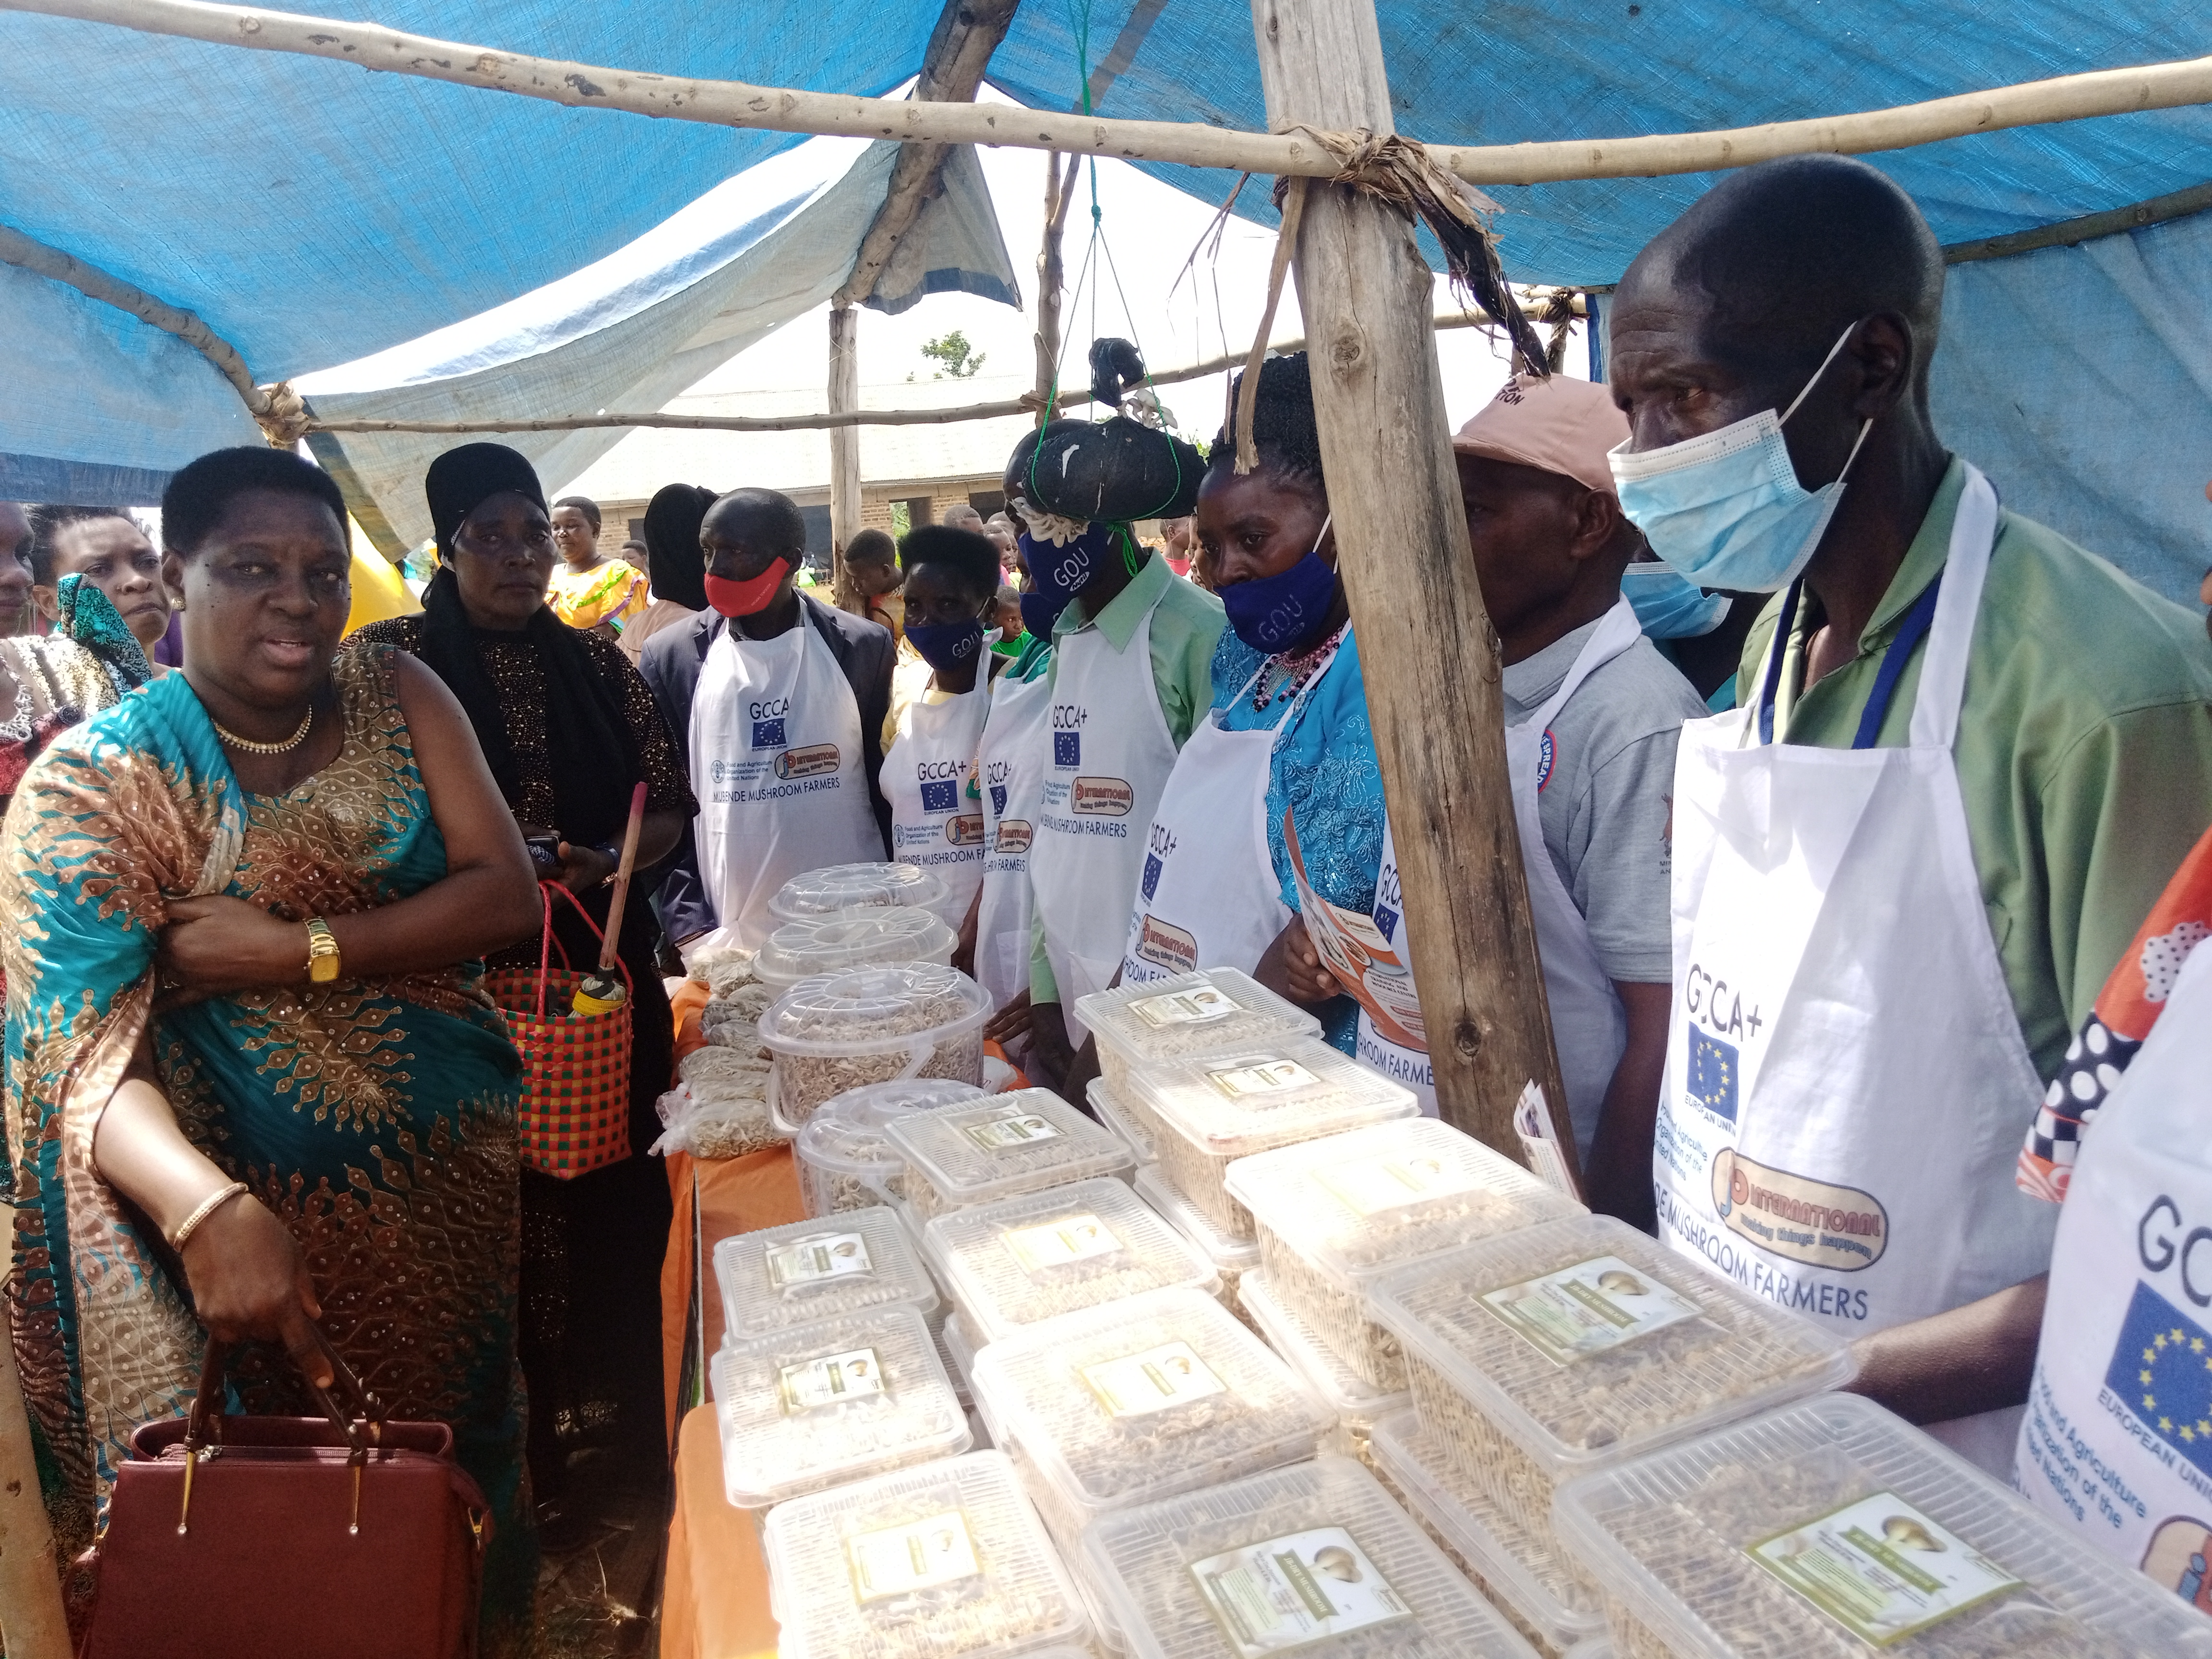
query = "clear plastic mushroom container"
(1074, 968, 1321, 1095)
(757, 906, 960, 990)
(795, 1080, 988, 1218)
(760, 962, 993, 1128)
(1365, 1216, 1855, 1575)
(1088, 1077, 1156, 1166)
(714, 1205, 939, 1344)
(970, 1287, 1332, 1546)
(1368, 1408, 1604, 1657)
(888, 1090, 1136, 1222)
(924, 1178, 1219, 1346)
(763, 1449, 1093, 1659)
(711, 1305, 971, 1507)
(1082, 1454, 1540, 1659)
(1134, 1167, 1260, 1317)
(1225, 1118, 1583, 1391)
(1234, 1272, 1407, 1470)
(1123, 1040, 1419, 1239)
(1551, 1392, 2212, 1659)
(769, 860, 951, 925)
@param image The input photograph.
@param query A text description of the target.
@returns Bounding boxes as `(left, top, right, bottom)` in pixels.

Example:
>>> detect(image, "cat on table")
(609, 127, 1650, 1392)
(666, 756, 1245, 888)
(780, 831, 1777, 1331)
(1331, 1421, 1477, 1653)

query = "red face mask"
(704, 559, 791, 618)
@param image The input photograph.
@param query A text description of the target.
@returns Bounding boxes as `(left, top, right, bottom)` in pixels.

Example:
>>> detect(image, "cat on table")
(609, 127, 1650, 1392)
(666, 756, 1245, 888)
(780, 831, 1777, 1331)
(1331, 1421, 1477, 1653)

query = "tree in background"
(914, 330, 986, 381)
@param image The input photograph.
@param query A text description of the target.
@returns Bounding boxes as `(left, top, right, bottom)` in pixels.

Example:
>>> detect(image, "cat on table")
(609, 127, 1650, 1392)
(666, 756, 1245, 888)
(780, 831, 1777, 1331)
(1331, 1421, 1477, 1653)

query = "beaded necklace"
(1250, 620, 1347, 711)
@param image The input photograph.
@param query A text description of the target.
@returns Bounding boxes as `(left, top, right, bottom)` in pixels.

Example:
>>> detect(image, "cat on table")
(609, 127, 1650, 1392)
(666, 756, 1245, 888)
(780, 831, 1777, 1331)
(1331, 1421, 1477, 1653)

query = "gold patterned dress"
(0, 645, 533, 1637)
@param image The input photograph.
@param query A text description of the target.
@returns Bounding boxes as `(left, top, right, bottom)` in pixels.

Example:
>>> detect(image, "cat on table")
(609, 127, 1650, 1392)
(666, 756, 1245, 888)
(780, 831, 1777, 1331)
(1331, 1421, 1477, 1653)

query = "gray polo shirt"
(1502, 618, 1708, 985)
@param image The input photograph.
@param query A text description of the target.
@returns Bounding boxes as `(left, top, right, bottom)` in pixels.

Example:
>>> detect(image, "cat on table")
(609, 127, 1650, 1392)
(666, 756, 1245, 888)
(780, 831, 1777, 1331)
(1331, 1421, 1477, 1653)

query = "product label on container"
(962, 1110, 1063, 1153)
(1746, 1491, 2022, 1645)
(765, 1231, 873, 1289)
(846, 1509, 980, 1604)
(1316, 1153, 1478, 1218)
(777, 1346, 885, 1414)
(1188, 1526, 1409, 1656)
(1080, 1341, 1227, 1418)
(1129, 978, 1237, 1029)
(1205, 1059, 1320, 1100)
(1479, 1253, 1698, 1365)
(1002, 1212, 1121, 1274)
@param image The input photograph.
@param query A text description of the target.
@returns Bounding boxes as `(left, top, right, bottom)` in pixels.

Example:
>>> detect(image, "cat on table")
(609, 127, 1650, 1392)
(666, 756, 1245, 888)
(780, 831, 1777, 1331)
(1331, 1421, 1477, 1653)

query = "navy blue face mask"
(1219, 514, 1337, 653)
(905, 617, 986, 674)
(1017, 590, 1064, 642)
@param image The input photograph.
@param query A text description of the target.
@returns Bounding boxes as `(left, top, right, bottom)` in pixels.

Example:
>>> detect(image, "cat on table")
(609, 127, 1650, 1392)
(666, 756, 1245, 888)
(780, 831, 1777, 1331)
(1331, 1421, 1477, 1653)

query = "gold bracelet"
(167, 1181, 248, 1253)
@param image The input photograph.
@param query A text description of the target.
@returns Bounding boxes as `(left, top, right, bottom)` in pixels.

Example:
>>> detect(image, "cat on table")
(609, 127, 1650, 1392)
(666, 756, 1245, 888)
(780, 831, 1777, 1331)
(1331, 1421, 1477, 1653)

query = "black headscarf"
(642, 482, 715, 613)
(417, 444, 641, 846)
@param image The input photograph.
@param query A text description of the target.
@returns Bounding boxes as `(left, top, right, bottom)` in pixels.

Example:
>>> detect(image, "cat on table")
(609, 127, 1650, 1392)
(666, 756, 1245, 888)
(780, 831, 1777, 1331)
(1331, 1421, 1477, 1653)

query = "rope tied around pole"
(251, 380, 313, 448)
(1233, 126, 1549, 471)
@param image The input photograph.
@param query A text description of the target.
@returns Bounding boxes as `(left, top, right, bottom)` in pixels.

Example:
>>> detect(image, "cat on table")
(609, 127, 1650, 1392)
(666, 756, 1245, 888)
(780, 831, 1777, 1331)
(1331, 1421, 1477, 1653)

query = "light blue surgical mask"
(1620, 563, 1732, 638)
(1607, 325, 1873, 592)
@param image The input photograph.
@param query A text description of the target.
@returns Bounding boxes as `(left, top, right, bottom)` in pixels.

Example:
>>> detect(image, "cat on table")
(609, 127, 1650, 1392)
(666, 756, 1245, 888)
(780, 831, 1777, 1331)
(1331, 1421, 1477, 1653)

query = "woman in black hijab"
(351, 443, 696, 1531)
(618, 481, 715, 666)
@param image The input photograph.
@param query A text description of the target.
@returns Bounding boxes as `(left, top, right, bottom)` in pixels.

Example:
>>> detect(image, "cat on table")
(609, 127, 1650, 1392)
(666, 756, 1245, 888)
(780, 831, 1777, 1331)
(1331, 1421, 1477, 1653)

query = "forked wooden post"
(828, 302, 864, 611)
(1250, 0, 1577, 1175)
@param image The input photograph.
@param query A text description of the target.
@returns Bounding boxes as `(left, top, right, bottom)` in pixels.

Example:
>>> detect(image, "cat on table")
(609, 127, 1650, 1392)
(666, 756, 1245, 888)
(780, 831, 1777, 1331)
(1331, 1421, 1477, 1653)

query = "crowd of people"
(5, 152, 2212, 1641)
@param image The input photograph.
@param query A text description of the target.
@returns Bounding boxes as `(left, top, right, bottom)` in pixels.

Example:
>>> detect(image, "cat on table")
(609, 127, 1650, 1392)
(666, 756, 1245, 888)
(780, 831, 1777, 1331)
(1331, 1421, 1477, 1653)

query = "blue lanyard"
(1757, 575, 1944, 749)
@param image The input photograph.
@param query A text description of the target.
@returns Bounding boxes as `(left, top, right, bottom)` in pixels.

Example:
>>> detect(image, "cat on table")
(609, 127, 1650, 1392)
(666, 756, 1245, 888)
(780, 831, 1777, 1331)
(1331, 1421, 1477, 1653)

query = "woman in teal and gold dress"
(0, 446, 543, 1642)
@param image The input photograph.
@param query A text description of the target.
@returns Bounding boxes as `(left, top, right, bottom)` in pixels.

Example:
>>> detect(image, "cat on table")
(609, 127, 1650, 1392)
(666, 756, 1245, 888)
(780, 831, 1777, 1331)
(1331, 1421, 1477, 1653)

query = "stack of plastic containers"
(793, 1079, 986, 1219)
(1131, 1166, 1260, 1320)
(758, 962, 993, 1129)
(1224, 1118, 1583, 1391)
(755, 905, 959, 991)
(1552, 1392, 2212, 1659)
(1365, 1215, 1855, 1610)
(1082, 1455, 1541, 1659)
(1235, 1272, 1408, 1469)
(1086, 1076, 1155, 1166)
(886, 1089, 1135, 1222)
(763, 1450, 1095, 1659)
(1080, 969, 1321, 1093)
(769, 860, 949, 923)
(925, 1177, 1220, 1345)
(715, 1207, 941, 1344)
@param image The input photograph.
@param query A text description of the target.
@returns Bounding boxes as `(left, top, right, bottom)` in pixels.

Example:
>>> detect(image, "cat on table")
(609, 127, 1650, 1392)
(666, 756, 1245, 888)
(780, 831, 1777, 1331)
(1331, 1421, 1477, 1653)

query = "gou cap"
(1452, 373, 1630, 498)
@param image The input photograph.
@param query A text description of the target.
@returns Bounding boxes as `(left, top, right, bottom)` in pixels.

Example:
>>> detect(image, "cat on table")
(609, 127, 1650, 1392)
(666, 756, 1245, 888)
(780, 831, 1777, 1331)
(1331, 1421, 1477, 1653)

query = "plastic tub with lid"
(762, 1449, 1093, 1659)
(1123, 1039, 1418, 1239)
(1553, 1391, 2212, 1659)
(794, 1080, 986, 1217)
(1087, 1076, 1156, 1165)
(1234, 1271, 1408, 1464)
(757, 905, 959, 989)
(769, 860, 950, 924)
(1082, 1453, 1540, 1659)
(971, 1287, 1331, 1545)
(924, 1177, 1218, 1345)
(713, 1205, 939, 1343)
(1368, 1408, 1603, 1656)
(1225, 1118, 1583, 1391)
(1365, 1214, 1855, 1576)
(1133, 1167, 1259, 1313)
(710, 1305, 970, 1507)
(760, 962, 992, 1129)
(1074, 967, 1321, 1094)
(888, 1089, 1135, 1221)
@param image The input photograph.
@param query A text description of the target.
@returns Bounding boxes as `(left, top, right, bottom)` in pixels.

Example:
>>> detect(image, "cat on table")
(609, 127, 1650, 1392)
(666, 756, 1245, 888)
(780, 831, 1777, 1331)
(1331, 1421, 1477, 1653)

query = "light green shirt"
(1029, 553, 1226, 1003)
(1739, 457, 2212, 1081)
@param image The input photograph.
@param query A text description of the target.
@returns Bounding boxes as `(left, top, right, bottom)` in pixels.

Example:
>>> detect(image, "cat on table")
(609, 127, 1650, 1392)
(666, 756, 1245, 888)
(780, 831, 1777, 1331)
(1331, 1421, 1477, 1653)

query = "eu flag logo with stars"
(920, 779, 959, 813)
(1054, 731, 1081, 769)
(1141, 853, 1163, 902)
(2104, 1281, 2212, 1480)
(1686, 1028, 1739, 1125)
(751, 717, 787, 750)
(990, 783, 1007, 817)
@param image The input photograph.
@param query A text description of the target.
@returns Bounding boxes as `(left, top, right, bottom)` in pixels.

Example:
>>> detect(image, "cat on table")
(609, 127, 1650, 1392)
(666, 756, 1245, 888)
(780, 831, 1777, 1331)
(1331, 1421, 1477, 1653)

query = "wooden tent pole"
(1249, 0, 1577, 1173)
(1033, 151, 1080, 426)
(828, 303, 864, 612)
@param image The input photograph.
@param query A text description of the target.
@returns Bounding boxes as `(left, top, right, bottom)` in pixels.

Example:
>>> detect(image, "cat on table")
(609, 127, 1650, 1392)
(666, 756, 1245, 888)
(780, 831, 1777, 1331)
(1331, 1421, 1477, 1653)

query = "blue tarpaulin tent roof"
(2, 2, 2208, 591)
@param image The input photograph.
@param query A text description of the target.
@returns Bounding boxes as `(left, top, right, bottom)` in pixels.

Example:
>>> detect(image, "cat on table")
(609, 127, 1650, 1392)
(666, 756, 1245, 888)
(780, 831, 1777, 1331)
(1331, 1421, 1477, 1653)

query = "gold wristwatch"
(304, 917, 341, 984)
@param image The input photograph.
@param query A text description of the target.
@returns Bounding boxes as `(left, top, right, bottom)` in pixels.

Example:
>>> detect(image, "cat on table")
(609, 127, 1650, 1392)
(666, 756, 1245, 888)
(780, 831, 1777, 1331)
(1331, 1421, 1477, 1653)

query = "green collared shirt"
(1029, 553, 1226, 1002)
(1738, 457, 2212, 1081)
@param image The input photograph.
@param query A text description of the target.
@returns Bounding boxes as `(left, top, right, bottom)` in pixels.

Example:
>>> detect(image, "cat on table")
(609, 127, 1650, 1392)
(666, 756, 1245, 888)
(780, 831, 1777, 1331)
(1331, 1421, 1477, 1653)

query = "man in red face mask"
(640, 487, 895, 960)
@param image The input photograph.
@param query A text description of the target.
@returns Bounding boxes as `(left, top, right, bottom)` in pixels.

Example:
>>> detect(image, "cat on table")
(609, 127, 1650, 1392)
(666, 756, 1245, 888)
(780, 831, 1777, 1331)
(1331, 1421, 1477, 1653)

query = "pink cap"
(1451, 373, 1629, 497)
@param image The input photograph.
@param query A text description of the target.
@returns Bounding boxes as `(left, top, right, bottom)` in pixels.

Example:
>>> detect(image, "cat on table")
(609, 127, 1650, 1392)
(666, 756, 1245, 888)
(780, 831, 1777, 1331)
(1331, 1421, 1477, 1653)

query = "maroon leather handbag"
(79, 1332, 493, 1659)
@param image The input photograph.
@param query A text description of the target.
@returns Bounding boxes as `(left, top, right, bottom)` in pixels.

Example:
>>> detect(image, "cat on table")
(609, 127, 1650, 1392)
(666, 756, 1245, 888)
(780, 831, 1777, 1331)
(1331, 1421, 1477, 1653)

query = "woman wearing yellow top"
(547, 494, 648, 637)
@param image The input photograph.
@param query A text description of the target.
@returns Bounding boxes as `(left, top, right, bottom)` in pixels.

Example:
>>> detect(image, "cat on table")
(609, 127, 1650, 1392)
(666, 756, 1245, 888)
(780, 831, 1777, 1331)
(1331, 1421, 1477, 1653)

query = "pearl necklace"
(1251, 622, 1347, 710)
(212, 705, 313, 755)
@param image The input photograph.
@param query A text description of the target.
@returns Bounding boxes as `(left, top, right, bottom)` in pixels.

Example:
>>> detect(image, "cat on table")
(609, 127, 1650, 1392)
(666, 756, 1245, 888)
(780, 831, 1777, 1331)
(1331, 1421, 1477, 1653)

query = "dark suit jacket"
(640, 593, 896, 944)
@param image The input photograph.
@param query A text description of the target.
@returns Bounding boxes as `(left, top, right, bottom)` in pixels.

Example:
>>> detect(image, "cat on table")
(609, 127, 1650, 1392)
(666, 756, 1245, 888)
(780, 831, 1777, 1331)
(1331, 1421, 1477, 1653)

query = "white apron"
(689, 617, 885, 952)
(1029, 595, 1181, 1040)
(1653, 465, 2056, 1473)
(2018, 943, 2212, 1593)
(975, 667, 1052, 1011)
(883, 679, 992, 930)
(1120, 652, 1335, 986)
